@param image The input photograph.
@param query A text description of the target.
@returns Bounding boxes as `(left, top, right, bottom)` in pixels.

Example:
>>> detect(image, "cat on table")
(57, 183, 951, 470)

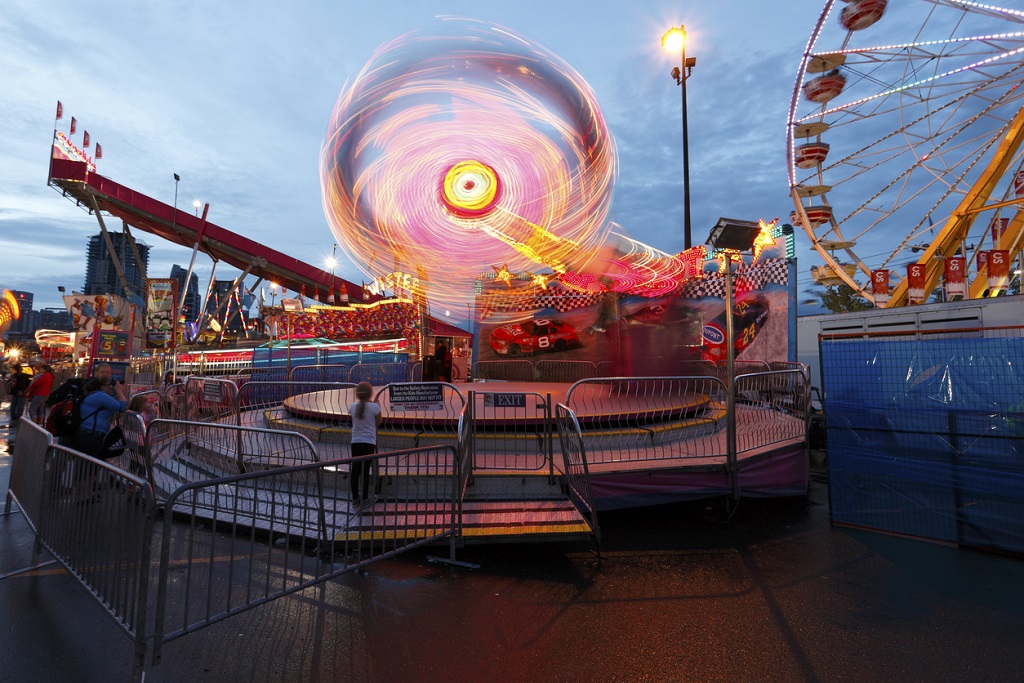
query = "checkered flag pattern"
(680, 258, 789, 299)
(480, 288, 604, 318)
(478, 258, 789, 317)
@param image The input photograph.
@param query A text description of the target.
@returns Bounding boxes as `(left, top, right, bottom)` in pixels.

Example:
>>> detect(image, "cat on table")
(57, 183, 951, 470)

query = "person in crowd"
(435, 340, 453, 383)
(128, 393, 159, 427)
(25, 362, 55, 425)
(348, 381, 381, 507)
(5, 363, 31, 428)
(70, 378, 128, 458)
(124, 393, 157, 478)
(48, 362, 122, 408)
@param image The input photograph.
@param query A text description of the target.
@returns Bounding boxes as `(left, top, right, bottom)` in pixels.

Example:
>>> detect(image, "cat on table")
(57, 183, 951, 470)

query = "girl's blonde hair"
(354, 382, 372, 419)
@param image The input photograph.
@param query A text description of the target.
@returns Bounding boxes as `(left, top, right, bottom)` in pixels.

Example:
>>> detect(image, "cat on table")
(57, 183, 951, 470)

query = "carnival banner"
(871, 269, 889, 307)
(944, 257, 966, 298)
(988, 249, 1011, 291)
(991, 217, 1010, 245)
(144, 278, 179, 348)
(907, 263, 926, 304)
(977, 250, 989, 272)
(64, 292, 133, 362)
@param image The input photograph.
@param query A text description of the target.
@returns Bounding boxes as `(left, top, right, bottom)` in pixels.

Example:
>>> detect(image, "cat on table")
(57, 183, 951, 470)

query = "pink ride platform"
(282, 381, 712, 427)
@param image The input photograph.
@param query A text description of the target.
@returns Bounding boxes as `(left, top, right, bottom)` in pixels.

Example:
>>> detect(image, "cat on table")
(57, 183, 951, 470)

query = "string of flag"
(55, 100, 101, 159)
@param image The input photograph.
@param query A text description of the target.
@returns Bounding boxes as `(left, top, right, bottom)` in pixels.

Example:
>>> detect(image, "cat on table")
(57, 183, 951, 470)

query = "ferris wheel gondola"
(789, 0, 1024, 305)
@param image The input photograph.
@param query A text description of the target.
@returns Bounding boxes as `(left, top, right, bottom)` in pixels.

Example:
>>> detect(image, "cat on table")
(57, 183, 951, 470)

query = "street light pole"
(663, 25, 696, 250)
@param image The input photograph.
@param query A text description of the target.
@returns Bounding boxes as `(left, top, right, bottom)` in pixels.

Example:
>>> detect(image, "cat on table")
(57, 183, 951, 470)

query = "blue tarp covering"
(822, 336, 1024, 553)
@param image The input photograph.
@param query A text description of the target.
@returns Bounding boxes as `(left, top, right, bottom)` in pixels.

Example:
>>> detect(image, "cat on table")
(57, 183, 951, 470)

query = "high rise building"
(170, 264, 202, 323)
(38, 307, 74, 332)
(6, 290, 34, 337)
(83, 232, 150, 302)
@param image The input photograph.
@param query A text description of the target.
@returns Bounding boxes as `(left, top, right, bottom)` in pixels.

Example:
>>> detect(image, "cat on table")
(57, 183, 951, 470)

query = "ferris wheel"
(788, 0, 1024, 306)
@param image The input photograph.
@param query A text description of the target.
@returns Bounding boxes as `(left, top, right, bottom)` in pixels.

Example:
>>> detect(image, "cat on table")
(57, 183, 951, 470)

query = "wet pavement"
(2, 408, 1024, 682)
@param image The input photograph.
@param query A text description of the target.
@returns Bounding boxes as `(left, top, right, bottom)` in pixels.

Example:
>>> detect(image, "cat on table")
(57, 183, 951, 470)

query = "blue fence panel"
(822, 335, 1024, 553)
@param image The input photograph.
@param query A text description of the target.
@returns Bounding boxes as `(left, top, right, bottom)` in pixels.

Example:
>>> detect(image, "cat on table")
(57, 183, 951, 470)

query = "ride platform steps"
(335, 497, 593, 545)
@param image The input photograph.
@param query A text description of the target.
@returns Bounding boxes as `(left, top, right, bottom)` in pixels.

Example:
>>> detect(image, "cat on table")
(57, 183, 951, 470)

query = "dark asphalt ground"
(2, 425, 1024, 682)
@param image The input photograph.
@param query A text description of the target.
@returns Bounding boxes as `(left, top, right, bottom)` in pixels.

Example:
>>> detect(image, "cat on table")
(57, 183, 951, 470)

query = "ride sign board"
(202, 380, 224, 403)
(389, 383, 445, 411)
(95, 330, 131, 358)
(483, 392, 527, 408)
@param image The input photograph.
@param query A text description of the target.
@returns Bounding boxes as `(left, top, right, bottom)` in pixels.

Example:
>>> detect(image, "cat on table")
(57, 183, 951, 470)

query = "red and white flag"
(991, 217, 1009, 245)
(977, 250, 989, 271)
(944, 257, 966, 298)
(56, 101, 63, 120)
(989, 250, 1010, 291)
(871, 269, 889, 307)
(83, 130, 90, 148)
(95, 143, 102, 159)
(70, 116, 77, 134)
(907, 263, 926, 304)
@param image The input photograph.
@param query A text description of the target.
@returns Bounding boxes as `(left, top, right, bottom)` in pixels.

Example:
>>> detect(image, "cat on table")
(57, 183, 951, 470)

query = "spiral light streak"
(320, 20, 617, 307)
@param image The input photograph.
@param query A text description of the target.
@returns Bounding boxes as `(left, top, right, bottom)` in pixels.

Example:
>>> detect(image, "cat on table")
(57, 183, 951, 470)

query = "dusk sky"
(3, 0, 833, 316)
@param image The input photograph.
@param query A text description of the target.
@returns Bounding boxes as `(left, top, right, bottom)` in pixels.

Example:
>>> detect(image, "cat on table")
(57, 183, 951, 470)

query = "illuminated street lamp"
(193, 199, 201, 216)
(662, 25, 697, 250)
(325, 243, 338, 304)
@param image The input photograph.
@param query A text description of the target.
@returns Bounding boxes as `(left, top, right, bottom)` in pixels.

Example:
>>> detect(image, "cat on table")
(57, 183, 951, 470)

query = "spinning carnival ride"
(320, 20, 704, 309)
(789, 0, 1024, 306)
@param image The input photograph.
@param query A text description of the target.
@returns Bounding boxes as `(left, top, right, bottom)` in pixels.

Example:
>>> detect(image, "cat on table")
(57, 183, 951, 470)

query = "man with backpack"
(5, 363, 31, 428)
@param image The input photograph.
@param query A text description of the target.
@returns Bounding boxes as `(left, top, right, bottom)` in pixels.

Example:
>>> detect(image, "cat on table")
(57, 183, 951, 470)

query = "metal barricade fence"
(36, 445, 156, 668)
(111, 411, 151, 486)
(4, 419, 54, 526)
(151, 444, 459, 664)
(732, 370, 809, 454)
(454, 401, 473, 544)
(144, 419, 321, 501)
(126, 355, 168, 386)
(677, 360, 719, 377)
(288, 364, 353, 383)
(182, 376, 239, 424)
(720, 359, 771, 380)
(554, 404, 600, 542)
(534, 359, 598, 383)
(595, 360, 616, 377)
(469, 389, 553, 475)
(374, 382, 466, 452)
(350, 362, 410, 386)
(472, 359, 535, 381)
(408, 360, 423, 382)
(769, 360, 809, 379)
(565, 376, 729, 464)
(159, 382, 187, 421)
(236, 381, 357, 445)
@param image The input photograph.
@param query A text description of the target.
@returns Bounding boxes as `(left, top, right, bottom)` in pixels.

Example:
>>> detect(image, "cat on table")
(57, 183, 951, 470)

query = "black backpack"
(46, 377, 86, 407)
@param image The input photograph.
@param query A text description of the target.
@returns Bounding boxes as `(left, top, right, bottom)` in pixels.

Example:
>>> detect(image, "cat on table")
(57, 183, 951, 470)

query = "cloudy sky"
(1, 0, 830, 316)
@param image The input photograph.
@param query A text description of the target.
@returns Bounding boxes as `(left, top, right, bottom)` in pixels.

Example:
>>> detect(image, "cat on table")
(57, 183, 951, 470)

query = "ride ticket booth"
(424, 316, 472, 382)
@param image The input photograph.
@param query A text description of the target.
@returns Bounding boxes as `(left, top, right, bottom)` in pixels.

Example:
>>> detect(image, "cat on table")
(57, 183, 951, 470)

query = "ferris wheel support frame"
(887, 103, 1024, 307)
